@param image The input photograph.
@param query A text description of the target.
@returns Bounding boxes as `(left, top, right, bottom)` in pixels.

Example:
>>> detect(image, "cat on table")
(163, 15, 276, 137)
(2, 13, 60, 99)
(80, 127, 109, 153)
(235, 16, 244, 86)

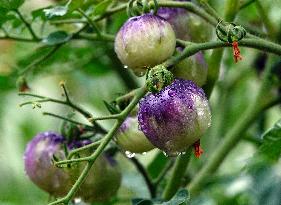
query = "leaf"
(163, 189, 190, 205)
(0, 0, 24, 9)
(32, 7, 50, 21)
(103, 100, 120, 114)
(258, 119, 281, 161)
(42, 31, 71, 45)
(43, 6, 68, 18)
(92, 0, 112, 16)
(66, 0, 85, 12)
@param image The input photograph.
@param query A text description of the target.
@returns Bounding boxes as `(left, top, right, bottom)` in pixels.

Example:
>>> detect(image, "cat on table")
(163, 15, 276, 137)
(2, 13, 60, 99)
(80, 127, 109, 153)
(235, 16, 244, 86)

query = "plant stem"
(19, 90, 107, 134)
(67, 140, 102, 160)
(239, 0, 256, 10)
(0, 36, 40, 42)
(153, 159, 174, 187)
(42, 112, 92, 129)
(168, 39, 281, 68)
(14, 9, 39, 40)
(18, 44, 62, 75)
(129, 157, 156, 198)
(76, 32, 115, 41)
(49, 87, 147, 205)
(162, 148, 192, 200)
(90, 114, 122, 121)
(158, 1, 217, 26)
(255, 0, 277, 39)
(77, 8, 101, 37)
(188, 64, 278, 195)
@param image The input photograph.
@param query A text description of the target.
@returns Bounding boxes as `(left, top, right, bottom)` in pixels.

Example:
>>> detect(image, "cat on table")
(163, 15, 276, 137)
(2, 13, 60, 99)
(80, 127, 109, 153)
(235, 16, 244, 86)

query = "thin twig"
(77, 8, 101, 36)
(42, 112, 92, 128)
(18, 44, 62, 75)
(14, 9, 39, 40)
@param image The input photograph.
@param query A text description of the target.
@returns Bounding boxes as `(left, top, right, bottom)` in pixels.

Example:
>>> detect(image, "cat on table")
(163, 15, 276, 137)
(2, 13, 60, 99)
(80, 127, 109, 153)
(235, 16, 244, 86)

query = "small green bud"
(146, 64, 174, 93)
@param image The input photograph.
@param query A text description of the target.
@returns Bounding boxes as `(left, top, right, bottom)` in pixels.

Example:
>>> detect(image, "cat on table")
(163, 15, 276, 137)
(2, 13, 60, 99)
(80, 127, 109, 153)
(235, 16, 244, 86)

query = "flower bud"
(138, 79, 211, 156)
(114, 14, 176, 76)
(146, 64, 174, 93)
(115, 116, 155, 153)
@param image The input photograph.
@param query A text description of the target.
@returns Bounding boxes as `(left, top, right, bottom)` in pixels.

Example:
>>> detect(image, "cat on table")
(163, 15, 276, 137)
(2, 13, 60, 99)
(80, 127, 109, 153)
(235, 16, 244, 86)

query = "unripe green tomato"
(185, 13, 212, 43)
(173, 51, 208, 86)
(76, 155, 122, 203)
(114, 14, 176, 76)
(115, 116, 155, 153)
(157, 1, 212, 42)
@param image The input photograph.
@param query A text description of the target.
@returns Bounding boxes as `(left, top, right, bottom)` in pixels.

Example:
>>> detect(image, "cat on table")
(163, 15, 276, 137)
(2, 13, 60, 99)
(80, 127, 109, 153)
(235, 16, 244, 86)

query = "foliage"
(0, 0, 280, 205)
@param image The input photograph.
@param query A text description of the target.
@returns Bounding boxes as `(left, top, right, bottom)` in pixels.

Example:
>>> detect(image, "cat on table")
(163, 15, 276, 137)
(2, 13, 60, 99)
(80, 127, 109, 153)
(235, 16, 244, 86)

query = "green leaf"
(103, 100, 120, 114)
(43, 6, 68, 18)
(66, 0, 85, 12)
(258, 119, 281, 161)
(0, 0, 24, 9)
(163, 189, 190, 205)
(92, 0, 112, 16)
(32, 7, 50, 20)
(42, 31, 71, 45)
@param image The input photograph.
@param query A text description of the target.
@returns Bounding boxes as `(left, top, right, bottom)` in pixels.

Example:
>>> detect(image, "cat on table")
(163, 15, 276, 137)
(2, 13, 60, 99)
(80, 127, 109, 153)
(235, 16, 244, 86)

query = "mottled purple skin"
(119, 14, 167, 45)
(138, 79, 210, 156)
(24, 131, 72, 196)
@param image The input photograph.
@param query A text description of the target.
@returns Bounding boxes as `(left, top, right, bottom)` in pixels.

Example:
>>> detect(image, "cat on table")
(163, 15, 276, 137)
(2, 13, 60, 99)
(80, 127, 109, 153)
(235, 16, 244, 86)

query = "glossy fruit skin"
(138, 79, 211, 156)
(173, 50, 208, 86)
(77, 155, 122, 203)
(115, 116, 155, 153)
(24, 132, 72, 196)
(114, 14, 176, 76)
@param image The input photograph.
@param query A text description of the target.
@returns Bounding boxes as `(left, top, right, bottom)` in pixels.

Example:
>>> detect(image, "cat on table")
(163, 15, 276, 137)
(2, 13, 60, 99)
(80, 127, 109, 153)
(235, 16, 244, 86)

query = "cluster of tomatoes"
(24, 3, 212, 202)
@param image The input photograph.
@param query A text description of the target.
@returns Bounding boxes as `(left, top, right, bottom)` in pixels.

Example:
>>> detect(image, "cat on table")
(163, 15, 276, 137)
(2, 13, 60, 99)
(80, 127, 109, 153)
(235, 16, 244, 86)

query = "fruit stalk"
(162, 147, 192, 200)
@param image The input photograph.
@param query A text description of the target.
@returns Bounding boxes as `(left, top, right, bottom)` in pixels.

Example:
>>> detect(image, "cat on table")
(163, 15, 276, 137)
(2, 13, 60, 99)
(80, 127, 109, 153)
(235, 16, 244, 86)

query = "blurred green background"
(0, 0, 281, 205)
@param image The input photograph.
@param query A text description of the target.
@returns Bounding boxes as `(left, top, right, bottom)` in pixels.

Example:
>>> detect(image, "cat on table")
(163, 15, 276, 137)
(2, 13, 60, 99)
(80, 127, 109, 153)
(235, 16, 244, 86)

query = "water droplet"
(124, 65, 128, 69)
(162, 151, 168, 157)
(74, 198, 82, 203)
(125, 150, 135, 158)
(142, 152, 147, 155)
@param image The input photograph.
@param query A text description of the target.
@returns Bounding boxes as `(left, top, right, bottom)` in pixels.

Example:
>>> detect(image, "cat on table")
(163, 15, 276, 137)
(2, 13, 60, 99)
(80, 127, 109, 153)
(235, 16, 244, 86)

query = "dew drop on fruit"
(125, 150, 135, 158)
